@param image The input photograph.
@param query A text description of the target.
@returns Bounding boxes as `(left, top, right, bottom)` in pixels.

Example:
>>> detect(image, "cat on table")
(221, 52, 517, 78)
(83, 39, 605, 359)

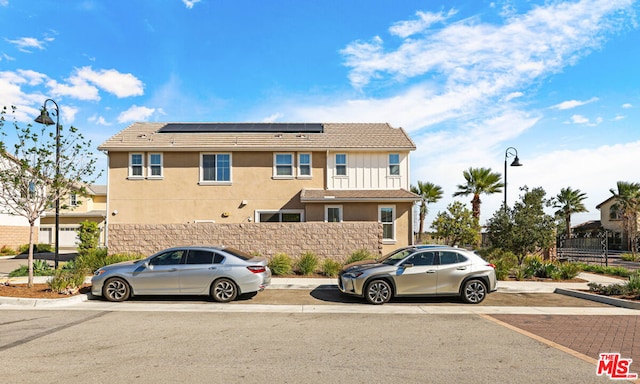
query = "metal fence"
(556, 231, 608, 266)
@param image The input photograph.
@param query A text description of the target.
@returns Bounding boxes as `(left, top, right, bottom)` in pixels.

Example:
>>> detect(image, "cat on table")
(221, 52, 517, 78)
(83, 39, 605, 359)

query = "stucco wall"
(0, 225, 34, 250)
(107, 222, 383, 261)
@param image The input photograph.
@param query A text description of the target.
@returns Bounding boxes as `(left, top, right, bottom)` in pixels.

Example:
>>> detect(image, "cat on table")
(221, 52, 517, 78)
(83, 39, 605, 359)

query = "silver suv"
(338, 245, 497, 304)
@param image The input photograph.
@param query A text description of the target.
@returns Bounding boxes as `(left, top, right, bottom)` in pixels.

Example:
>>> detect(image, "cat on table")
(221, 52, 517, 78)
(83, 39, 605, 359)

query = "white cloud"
(622, 103, 633, 108)
(74, 67, 144, 98)
(571, 114, 590, 124)
(551, 97, 599, 110)
(182, 0, 201, 9)
(6, 37, 50, 53)
(389, 10, 457, 38)
(262, 113, 283, 123)
(47, 78, 100, 101)
(117, 105, 155, 123)
(88, 115, 111, 126)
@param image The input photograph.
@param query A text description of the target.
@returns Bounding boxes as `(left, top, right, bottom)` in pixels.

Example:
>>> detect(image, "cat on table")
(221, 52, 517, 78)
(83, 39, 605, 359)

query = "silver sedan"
(91, 246, 271, 302)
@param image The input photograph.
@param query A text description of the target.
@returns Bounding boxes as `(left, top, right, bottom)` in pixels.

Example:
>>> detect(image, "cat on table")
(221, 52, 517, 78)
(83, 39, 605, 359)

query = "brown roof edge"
(300, 188, 420, 203)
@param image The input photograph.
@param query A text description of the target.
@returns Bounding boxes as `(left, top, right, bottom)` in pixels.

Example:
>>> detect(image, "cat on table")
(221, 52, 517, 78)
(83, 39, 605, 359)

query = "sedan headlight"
(93, 269, 105, 276)
(343, 271, 364, 279)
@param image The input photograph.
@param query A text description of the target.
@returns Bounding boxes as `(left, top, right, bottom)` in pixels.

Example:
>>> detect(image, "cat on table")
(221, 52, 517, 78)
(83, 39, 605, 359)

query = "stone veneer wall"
(0, 225, 33, 250)
(107, 222, 382, 261)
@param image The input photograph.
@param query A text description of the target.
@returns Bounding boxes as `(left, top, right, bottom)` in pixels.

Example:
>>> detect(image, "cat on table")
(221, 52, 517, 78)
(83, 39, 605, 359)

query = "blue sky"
(1, 0, 639, 226)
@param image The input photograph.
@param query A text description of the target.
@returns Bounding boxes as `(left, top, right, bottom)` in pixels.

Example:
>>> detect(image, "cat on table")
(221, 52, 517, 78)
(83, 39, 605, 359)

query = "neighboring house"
(39, 184, 107, 249)
(98, 122, 419, 256)
(0, 153, 40, 250)
(595, 196, 640, 250)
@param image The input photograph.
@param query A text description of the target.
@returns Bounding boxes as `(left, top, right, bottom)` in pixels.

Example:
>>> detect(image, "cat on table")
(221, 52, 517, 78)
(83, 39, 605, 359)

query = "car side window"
(213, 253, 225, 264)
(405, 252, 435, 266)
(185, 250, 214, 265)
(150, 250, 184, 266)
(439, 251, 466, 265)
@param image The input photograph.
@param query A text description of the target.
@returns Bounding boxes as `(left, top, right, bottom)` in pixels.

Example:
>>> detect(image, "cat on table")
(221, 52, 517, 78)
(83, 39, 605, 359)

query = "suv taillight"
(487, 263, 496, 269)
(247, 266, 266, 273)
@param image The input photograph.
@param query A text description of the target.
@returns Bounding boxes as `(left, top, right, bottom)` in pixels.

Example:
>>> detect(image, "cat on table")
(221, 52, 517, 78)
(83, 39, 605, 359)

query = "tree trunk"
(28, 222, 35, 287)
(565, 213, 571, 237)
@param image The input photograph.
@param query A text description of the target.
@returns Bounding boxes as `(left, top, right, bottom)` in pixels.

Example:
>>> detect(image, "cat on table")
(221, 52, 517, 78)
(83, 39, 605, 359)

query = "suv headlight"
(344, 271, 364, 279)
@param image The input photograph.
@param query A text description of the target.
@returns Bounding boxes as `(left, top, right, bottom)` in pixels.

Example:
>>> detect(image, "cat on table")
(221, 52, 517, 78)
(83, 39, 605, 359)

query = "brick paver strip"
(489, 315, 640, 377)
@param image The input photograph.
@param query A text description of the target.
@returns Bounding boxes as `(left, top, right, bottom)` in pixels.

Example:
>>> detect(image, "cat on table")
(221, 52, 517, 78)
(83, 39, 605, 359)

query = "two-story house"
(38, 184, 107, 249)
(595, 196, 640, 251)
(98, 122, 419, 258)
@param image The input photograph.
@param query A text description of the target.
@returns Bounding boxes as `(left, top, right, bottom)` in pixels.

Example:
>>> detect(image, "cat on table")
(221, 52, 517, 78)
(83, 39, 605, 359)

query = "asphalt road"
(0, 310, 613, 384)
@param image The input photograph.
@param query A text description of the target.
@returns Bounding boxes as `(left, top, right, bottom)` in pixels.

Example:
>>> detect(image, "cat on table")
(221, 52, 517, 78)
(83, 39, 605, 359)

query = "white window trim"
(324, 205, 343, 222)
(297, 153, 312, 179)
(335, 153, 347, 177)
(378, 205, 396, 244)
(147, 153, 164, 179)
(273, 153, 294, 179)
(199, 153, 232, 185)
(128, 153, 144, 179)
(388, 153, 401, 177)
(255, 209, 305, 223)
(69, 194, 78, 207)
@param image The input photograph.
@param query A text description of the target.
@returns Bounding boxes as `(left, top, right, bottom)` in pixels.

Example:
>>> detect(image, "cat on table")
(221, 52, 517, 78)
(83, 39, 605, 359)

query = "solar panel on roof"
(157, 123, 324, 133)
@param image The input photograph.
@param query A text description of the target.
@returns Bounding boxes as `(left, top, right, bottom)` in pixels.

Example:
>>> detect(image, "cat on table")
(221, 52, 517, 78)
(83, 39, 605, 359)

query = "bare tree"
(0, 105, 100, 286)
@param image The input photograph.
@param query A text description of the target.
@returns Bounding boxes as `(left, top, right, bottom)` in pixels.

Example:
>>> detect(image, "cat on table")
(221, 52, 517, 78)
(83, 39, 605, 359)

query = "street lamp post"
(504, 147, 522, 211)
(34, 99, 61, 269)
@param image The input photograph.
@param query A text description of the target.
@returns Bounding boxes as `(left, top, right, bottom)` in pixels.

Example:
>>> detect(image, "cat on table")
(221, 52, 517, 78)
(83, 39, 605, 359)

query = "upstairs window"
(148, 153, 163, 178)
(274, 153, 294, 177)
(201, 153, 231, 183)
(69, 194, 78, 206)
(389, 154, 400, 176)
(129, 153, 143, 178)
(298, 153, 311, 177)
(335, 154, 347, 176)
(379, 205, 396, 243)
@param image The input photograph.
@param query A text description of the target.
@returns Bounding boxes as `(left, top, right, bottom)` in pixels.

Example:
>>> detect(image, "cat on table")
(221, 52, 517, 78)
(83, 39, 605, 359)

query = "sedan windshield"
(379, 248, 414, 265)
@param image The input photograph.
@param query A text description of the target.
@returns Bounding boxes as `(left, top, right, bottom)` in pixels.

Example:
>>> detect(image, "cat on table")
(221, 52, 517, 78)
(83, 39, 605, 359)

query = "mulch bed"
(0, 283, 91, 299)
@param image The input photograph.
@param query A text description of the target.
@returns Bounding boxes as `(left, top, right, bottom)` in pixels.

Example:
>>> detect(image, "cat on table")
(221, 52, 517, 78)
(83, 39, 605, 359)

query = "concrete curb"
(554, 288, 640, 310)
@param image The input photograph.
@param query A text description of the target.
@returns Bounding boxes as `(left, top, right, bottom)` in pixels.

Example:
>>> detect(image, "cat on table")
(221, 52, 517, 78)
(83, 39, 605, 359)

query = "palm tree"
(609, 181, 640, 252)
(453, 167, 503, 222)
(553, 187, 588, 237)
(410, 181, 443, 242)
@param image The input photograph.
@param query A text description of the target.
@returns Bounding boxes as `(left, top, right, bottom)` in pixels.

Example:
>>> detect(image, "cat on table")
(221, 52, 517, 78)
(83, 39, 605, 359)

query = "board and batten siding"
(326, 151, 410, 190)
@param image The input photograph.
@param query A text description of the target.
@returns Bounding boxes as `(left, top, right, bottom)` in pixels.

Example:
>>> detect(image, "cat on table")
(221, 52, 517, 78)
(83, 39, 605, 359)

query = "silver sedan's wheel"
(103, 277, 130, 302)
(365, 279, 391, 305)
(211, 278, 237, 303)
(462, 279, 487, 304)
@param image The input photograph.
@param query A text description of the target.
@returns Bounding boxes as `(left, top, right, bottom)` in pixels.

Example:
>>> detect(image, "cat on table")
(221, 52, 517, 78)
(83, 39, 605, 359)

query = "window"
(201, 153, 231, 183)
(325, 205, 343, 222)
(129, 153, 143, 177)
(69, 194, 78, 206)
(379, 205, 396, 242)
(335, 154, 347, 176)
(610, 204, 623, 220)
(148, 153, 163, 178)
(150, 250, 185, 265)
(298, 153, 311, 177)
(274, 153, 294, 177)
(389, 154, 400, 176)
(257, 210, 304, 222)
(438, 251, 467, 265)
(405, 252, 435, 266)
(185, 250, 217, 265)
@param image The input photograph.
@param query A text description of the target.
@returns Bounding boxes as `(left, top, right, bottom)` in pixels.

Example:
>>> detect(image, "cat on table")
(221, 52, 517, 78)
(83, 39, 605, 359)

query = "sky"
(1, 0, 639, 227)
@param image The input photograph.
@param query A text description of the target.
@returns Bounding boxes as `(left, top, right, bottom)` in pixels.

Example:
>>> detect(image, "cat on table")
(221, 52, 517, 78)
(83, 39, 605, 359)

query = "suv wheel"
(365, 279, 392, 305)
(461, 279, 487, 304)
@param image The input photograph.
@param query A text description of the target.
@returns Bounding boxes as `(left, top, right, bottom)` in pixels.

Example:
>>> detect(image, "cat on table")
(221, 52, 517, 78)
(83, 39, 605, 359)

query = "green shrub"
(0, 245, 16, 256)
(268, 253, 293, 276)
(553, 262, 581, 280)
(74, 248, 142, 274)
(8, 259, 53, 277)
(48, 268, 87, 294)
(621, 253, 640, 262)
(296, 251, 319, 275)
(344, 249, 376, 265)
(513, 265, 527, 281)
(18, 243, 52, 254)
(76, 221, 100, 256)
(322, 259, 342, 277)
(482, 248, 517, 280)
(522, 255, 558, 279)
